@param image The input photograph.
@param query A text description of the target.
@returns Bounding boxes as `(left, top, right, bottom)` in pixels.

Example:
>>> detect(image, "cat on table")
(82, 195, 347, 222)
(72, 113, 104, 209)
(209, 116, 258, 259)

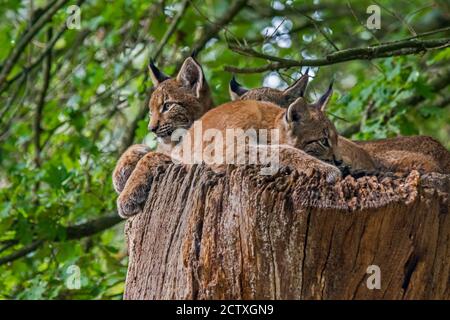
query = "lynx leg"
(112, 144, 151, 193)
(279, 145, 341, 183)
(117, 152, 172, 218)
(248, 144, 342, 183)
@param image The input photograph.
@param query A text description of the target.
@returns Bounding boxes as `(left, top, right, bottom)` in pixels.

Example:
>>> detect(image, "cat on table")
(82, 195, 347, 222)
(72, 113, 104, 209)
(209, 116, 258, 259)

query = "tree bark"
(124, 165, 450, 300)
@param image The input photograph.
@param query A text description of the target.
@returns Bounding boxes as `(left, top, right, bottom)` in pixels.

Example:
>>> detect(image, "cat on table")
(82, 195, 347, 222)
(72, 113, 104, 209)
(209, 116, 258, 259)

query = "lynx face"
(148, 57, 213, 144)
(280, 88, 341, 165)
(232, 74, 341, 164)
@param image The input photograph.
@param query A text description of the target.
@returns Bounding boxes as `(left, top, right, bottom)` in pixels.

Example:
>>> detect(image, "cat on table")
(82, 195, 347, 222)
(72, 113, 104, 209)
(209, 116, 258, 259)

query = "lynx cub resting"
(112, 57, 214, 193)
(355, 137, 450, 174)
(230, 75, 450, 174)
(230, 74, 376, 172)
(117, 86, 343, 218)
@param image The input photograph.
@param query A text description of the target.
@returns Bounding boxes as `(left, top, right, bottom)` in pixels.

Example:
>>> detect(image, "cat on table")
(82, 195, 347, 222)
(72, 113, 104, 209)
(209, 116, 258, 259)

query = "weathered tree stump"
(124, 164, 450, 299)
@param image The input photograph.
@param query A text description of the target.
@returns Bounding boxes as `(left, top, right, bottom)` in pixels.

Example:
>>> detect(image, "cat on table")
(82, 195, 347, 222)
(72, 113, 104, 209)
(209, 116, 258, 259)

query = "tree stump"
(123, 164, 450, 299)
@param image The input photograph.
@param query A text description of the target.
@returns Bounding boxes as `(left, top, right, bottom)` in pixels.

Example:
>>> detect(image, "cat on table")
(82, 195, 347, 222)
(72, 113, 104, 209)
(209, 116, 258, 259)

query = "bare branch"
(225, 37, 450, 73)
(294, 10, 339, 51)
(65, 214, 123, 240)
(0, 241, 18, 254)
(0, 214, 123, 266)
(0, 240, 43, 266)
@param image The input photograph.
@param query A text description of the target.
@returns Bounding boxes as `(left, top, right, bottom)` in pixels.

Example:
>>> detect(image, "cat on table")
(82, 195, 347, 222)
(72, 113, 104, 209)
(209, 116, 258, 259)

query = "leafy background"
(0, 0, 449, 299)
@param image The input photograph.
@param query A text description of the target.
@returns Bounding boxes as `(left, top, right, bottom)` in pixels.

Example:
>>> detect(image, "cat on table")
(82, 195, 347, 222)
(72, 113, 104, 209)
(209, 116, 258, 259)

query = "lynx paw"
(112, 144, 151, 193)
(116, 152, 173, 218)
(322, 163, 342, 184)
(117, 178, 153, 218)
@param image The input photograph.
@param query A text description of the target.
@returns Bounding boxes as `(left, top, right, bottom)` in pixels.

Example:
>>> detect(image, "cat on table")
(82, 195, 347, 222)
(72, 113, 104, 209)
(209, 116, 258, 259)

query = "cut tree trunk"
(124, 164, 450, 300)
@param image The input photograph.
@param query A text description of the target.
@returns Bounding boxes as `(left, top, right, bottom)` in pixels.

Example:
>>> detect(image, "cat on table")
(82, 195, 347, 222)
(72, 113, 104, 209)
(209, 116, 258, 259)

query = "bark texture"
(124, 164, 450, 300)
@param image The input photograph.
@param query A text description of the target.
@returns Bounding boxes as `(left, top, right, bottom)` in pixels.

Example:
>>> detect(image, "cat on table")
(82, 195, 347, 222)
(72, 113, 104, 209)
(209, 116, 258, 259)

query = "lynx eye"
(320, 138, 329, 147)
(160, 102, 172, 113)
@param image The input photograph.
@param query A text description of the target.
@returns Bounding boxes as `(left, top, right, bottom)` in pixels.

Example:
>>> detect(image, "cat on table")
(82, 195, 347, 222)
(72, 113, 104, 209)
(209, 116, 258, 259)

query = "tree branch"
(0, 240, 18, 254)
(246, 2, 340, 18)
(0, 214, 123, 266)
(0, 240, 43, 266)
(65, 214, 123, 240)
(225, 37, 450, 73)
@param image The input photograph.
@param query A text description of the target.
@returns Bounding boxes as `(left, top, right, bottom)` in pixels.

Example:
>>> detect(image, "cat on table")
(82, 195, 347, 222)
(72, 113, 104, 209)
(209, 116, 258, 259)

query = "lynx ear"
(285, 97, 306, 123)
(229, 75, 248, 100)
(148, 59, 170, 86)
(283, 68, 309, 101)
(316, 81, 333, 111)
(176, 57, 204, 98)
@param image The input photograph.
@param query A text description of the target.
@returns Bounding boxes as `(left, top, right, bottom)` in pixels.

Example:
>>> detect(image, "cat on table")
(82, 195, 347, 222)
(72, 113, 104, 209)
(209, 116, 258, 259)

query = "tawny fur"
(117, 98, 343, 218)
(230, 73, 308, 107)
(181, 99, 341, 164)
(117, 152, 172, 218)
(112, 57, 214, 193)
(356, 136, 450, 173)
(231, 78, 449, 174)
(112, 144, 150, 193)
(336, 137, 377, 171)
(231, 77, 377, 172)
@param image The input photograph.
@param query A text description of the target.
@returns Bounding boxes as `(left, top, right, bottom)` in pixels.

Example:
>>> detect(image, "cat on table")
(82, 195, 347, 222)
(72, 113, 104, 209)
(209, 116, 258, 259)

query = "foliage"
(0, 0, 449, 299)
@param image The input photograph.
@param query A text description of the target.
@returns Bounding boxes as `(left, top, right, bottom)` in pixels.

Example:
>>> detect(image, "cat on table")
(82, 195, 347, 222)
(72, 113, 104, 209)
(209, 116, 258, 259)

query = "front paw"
(117, 179, 153, 218)
(322, 163, 342, 184)
(112, 144, 151, 193)
(113, 166, 134, 194)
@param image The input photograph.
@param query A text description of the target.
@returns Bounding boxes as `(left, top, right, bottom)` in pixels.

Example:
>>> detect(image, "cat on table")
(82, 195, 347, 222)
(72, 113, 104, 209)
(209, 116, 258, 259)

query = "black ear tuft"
(317, 80, 334, 111)
(304, 67, 310, 76)
(283, 70, 309, 100)
(190, 48, 199, 59)
(230, 75, 246, 94)
(148, 59, 170, 85)
(229, 75, 248, 100)
(299, 68, 309, 97)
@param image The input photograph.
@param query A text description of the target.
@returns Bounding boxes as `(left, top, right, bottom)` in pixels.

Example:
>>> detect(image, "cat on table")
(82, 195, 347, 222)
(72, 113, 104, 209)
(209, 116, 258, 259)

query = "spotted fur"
(117, 75, 345, 218)
(231, 75, 450, 174)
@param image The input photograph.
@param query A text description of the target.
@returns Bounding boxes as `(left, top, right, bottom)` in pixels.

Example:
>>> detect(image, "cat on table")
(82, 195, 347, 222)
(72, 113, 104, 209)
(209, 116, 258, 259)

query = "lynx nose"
(148, 123, 159, 133)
